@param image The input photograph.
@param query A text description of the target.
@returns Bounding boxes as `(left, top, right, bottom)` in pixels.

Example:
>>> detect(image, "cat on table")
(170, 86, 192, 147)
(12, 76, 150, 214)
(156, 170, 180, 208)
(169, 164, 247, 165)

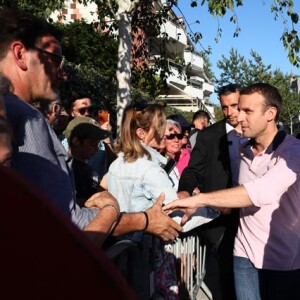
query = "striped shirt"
(4, 94, 98, 229)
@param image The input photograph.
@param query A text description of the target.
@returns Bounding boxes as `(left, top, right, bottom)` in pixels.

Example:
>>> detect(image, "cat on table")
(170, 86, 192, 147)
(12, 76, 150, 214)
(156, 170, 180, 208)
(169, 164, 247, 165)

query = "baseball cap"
(63, 117, 111, 141)
(167, 114, 192, 132)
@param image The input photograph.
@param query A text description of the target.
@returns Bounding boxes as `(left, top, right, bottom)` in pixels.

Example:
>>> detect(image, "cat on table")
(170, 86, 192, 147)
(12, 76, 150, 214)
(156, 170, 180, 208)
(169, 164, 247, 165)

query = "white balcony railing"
(184, 51, 204, 71)
(203, 82, 215, 96)
(160, 18, 187, 45)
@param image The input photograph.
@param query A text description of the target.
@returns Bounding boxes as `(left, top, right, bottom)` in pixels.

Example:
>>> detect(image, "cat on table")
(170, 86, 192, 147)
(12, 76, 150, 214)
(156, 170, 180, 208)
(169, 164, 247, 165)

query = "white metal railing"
(184, 51, 204, 70)
(172, 232, 213, 300)
(105, 232, 213, 300)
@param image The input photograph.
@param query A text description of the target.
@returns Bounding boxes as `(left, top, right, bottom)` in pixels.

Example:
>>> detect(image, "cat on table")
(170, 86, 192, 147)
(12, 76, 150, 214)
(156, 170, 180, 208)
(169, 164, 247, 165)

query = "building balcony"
(184, 50, 204, 72)
(184, 85, 204, 99)
(167, 61, 186, 88)
(203, 82, 215, 96)
(159, 18, 187, 46)
(188, 76, 204, 87)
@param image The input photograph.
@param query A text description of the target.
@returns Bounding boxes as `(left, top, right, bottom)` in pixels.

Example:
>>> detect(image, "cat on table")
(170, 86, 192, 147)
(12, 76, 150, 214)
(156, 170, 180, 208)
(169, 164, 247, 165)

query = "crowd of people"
(1, 7, 300, 300)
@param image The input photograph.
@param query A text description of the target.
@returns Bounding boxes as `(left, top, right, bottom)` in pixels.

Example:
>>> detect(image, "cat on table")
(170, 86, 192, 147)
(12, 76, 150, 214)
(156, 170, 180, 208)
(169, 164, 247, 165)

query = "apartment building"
(150, 1, 214, 117)
(51, 0, 215, 118)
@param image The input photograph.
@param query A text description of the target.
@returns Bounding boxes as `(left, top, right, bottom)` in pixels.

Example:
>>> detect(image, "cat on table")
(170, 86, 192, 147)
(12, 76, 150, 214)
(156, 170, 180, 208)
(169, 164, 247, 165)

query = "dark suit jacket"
(178, 119, 236, 244)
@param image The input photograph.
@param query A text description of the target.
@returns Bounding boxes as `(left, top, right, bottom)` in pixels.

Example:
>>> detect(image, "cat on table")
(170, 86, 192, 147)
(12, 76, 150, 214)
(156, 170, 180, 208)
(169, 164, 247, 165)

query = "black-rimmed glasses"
(165, 133, 184, 140)
(33, 46, 65, 69)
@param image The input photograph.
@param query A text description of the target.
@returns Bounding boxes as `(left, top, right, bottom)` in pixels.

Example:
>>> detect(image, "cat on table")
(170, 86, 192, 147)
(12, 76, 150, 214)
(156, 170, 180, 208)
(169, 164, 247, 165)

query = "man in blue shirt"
(0, 8, 181, 243)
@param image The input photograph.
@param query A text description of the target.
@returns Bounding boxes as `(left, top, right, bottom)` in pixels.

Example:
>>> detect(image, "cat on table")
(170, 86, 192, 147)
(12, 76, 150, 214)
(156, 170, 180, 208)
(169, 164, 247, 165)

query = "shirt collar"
(226, 122, 235, 134)
(242, 129, 287, 158)
(142, 143, 167, 166)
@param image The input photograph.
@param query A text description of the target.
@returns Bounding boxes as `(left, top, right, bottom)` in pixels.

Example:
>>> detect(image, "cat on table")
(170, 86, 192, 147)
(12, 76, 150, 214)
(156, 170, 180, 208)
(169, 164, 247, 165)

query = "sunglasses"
(78, 106, 93, 115)
(165, 133, 184, 140)
(33, 46, 65, 69)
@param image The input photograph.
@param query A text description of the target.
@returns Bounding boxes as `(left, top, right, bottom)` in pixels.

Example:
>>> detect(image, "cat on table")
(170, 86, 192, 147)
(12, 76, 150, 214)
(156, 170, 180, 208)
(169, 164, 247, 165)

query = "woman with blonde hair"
(107, 101, 218, 234)
(161, 119, 191, 191)
(107, 101, 218, 299)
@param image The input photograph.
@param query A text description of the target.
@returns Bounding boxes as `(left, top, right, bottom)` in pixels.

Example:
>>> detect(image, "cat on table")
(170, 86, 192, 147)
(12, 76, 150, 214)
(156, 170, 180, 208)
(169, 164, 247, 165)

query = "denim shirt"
(107, 144, 219, 233)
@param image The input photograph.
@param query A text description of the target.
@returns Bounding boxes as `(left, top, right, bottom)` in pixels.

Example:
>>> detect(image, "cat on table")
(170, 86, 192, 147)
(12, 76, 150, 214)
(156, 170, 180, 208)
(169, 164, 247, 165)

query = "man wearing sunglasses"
(64, 91, 115, 180)
(68, 92, 93, 118)
(178, 83, 242, 300)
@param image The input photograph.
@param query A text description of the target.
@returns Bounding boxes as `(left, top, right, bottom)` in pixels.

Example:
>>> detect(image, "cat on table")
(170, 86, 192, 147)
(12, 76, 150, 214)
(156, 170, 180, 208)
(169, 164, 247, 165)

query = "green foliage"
(164, 106, 194, 122)
(216, 48, 300, 128)
(192, 0, 300, 67)
(131, 69, 161, 99)
(59, 62, 117, 112)
(57, 15, 163, 127)
(131, 87, 154, 103)
(213, 105, 224, 122)
(3, 0, 299, 129)
(0, 0, 64, 18)
(94, 0, 181, 92)
(54, 19, 119, 125)
(269, 69, 300, 127)
(271, 0, 300, 66)
(200, 50, 215, 81)
(59, 61, 119, 135)
(215, 48, 272, 88)
(57, 20, 118, 78)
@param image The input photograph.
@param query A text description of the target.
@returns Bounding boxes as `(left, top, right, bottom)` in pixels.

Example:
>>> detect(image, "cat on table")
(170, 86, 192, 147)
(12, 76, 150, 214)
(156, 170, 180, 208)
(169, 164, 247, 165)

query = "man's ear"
(267, 106, 277, 122)
(53, 103, 60, 117)
(11, 42, 28, 71)
(71, 136, 79, 146)
(136, 127, 145, 142)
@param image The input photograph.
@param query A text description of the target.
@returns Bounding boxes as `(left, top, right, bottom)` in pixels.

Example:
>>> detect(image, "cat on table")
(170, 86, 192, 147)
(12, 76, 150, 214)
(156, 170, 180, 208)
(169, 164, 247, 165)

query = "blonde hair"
(166, 119, 182, 133)
(117, 103, 166, 162)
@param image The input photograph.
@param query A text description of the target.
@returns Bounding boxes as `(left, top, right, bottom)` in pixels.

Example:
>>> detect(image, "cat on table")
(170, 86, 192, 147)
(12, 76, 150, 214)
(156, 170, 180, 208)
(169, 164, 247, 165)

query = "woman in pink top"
(161, 119, 190, 190)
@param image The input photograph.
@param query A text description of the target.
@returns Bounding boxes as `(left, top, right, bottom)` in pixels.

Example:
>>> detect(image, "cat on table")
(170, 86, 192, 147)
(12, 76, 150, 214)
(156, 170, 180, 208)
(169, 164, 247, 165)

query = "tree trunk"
(115, 0, 139, 136)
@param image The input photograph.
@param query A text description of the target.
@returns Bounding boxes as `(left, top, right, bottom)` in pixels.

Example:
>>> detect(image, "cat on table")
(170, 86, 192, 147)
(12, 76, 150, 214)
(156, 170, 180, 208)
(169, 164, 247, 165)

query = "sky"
(173, 0, 300, 103)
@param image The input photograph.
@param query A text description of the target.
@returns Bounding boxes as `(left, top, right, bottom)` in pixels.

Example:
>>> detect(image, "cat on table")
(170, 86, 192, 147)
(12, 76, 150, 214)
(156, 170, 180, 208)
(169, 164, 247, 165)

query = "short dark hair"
(0, 115, 13, 139)
(217, 83, 241, 99)
(240, 83, 282, 121)
(192, 110, 210, 122)
(32, 99, 61, 117)
(65, 90, 92, 112)
(0, 8, 63, 59)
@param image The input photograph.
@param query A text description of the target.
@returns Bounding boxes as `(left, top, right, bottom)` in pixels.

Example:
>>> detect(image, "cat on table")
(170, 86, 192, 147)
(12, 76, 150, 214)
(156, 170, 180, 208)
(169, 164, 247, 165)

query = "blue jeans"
(233, 256, 261, 300)
(234, 256, 300, 300)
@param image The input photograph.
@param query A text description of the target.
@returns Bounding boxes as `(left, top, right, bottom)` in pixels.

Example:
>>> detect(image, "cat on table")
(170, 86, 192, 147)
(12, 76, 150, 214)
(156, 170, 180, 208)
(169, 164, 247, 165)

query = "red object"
(98, 110, 109, 125)
(0, 166, 137, 300)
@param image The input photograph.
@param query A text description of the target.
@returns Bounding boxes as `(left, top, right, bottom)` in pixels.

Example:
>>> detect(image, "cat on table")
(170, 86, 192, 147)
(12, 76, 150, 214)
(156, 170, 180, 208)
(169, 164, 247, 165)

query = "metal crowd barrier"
(172, 231, 213, 300)
(105, 232, 212, 300)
